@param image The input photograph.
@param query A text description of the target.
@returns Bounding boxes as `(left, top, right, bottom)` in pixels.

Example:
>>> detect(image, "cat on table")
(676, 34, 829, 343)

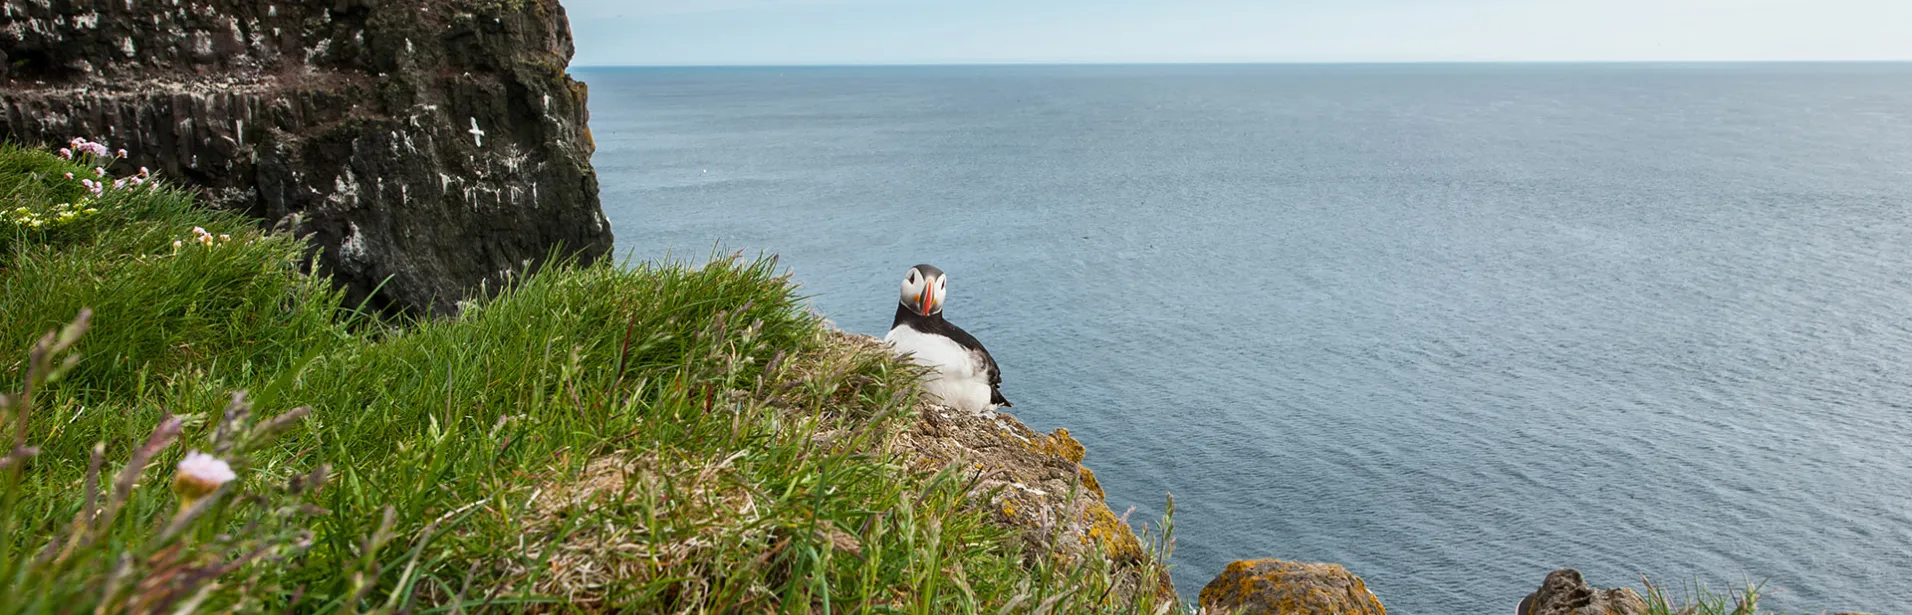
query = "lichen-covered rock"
(1198, 559, 1386, 615)
(1516, 569, 1646, 615)
(866, 333, 1176, 606)
(1, 0, 612, 315)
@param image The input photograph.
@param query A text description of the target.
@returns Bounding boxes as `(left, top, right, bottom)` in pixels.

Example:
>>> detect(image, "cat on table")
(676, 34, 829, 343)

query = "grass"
(0, 141, 1182, 614)
(1641, 577, 1765, 615)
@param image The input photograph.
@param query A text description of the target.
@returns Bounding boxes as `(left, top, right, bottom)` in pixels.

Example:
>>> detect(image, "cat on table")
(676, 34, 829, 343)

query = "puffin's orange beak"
(916, 283, 934, 316)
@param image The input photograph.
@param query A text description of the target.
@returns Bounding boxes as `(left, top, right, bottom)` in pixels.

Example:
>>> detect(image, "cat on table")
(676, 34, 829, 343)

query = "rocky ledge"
(1, 0, 613, 315)
(858, 333, 1180, 605)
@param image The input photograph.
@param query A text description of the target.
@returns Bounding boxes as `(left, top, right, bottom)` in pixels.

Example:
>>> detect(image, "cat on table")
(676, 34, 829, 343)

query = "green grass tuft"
(1641, 576, 1766, 615)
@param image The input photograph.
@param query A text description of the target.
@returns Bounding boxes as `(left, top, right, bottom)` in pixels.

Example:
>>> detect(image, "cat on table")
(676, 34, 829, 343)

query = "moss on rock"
(1199, 559, 1386, 615)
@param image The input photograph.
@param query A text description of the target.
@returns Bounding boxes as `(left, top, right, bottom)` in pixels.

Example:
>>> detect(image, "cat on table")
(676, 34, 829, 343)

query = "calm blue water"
(577, 64, 1912, 614)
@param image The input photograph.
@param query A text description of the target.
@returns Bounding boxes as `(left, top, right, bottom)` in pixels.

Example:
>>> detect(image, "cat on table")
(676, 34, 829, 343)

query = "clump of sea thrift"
(5, 140, 160, 233)
(174, 226, 236, 250)
(63, 137, 112, 159)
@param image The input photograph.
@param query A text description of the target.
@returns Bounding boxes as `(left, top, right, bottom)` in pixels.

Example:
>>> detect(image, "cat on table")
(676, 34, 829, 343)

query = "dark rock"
(1517, 569, 1646, 615)
(1198, 559, 1386, 615)
(2, 0, 612, 315)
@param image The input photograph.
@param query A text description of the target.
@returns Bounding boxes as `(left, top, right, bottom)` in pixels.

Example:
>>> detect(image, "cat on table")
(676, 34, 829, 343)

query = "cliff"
(1, 0, 612, 315)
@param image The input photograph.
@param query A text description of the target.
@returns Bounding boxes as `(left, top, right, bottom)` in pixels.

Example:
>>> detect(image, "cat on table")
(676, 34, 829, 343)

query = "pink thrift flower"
(59, 148, 72, 159)
(114, 179, 127, 189)
(172, 451, 236, 504)
(94, 167, 105, 177)
(63, 172, 73, 179)
(116, 149, 127, 158)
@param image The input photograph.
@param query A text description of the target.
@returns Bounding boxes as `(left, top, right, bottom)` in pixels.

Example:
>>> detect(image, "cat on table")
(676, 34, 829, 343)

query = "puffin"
(884, 264, 1011, 414)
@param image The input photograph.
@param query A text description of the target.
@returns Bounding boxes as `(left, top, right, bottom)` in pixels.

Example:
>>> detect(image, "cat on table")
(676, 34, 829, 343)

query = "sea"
(575, 63, 1912, 614)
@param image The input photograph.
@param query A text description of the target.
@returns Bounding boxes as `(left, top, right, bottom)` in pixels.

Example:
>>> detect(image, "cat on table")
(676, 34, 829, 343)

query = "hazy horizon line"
(575, 59, 1912, 69)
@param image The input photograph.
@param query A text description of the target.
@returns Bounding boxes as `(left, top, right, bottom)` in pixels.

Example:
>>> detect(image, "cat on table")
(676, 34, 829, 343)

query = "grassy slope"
(0, 142, 1766, 615)
(0, 143, 1176, 614)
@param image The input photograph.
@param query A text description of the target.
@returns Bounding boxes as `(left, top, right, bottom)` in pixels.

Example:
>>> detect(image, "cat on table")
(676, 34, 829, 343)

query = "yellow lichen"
(1080, 504, 1143, 563)
(1035, 428, 1087, 464)
(1199, 560, 1386, 615)
(1077, 466, 1105, 499)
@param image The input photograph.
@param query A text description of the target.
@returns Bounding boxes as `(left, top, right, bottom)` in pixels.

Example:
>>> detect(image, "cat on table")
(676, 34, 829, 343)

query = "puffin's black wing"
(981, 350, 1010, 407)
(911, 315, 1011, 408)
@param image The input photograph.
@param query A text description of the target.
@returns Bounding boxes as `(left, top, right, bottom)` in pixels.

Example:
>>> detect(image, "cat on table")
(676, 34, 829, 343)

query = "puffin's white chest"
(884, 324, 994, 413)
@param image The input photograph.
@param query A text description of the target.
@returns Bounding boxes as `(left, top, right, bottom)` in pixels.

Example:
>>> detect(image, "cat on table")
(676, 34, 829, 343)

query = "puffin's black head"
(898, 264, 947, 317)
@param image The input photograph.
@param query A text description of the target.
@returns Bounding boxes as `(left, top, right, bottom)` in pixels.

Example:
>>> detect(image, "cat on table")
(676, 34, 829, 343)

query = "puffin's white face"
(899, 265, 947, 316)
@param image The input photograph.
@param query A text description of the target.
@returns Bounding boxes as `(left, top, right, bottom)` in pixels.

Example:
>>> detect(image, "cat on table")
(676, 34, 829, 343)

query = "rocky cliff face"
(1, 0, 612, 315)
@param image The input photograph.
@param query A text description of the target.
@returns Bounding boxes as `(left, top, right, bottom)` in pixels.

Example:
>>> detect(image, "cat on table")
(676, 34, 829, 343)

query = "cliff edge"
(1, 0, 612, 315)
(848, 332, 1181, 605)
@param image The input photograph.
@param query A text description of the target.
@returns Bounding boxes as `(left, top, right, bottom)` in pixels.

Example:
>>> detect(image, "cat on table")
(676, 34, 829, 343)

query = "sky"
(563, 0, 1912, 66)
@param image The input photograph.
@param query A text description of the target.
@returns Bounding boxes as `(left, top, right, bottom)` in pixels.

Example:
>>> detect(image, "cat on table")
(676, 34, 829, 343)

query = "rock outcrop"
(1516, 569, 1646, 615)
(1198, 559, 1386, 615)
(1, 0, 612, 315)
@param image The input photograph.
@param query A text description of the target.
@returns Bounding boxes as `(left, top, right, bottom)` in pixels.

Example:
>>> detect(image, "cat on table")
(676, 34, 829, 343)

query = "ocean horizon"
(577, 60, 1912, 70)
